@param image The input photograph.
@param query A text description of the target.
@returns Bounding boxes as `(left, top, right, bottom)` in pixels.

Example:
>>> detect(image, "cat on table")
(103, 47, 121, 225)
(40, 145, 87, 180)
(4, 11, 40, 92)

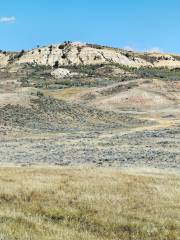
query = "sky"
(0, 0, 180, 53)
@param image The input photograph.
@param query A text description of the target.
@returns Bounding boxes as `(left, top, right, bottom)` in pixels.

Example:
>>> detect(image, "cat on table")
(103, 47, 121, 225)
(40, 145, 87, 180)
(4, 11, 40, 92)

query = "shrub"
(59, 45, 64, 49)
(62, 53, 66, 59)
(54, 61, 59, 68)
(49, 45, 53, 52)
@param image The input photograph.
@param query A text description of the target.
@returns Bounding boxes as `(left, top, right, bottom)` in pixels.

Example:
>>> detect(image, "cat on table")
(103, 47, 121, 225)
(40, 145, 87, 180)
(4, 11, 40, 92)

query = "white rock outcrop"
(1, 43, 180, 69)
(15, 45, 151, 67)
(51, 68, 79, 79)
(0, 53, 10, 66)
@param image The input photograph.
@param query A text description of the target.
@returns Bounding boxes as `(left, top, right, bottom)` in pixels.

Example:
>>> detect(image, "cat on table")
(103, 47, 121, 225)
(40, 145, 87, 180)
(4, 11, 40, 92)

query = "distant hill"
(1, 42, 180, 68)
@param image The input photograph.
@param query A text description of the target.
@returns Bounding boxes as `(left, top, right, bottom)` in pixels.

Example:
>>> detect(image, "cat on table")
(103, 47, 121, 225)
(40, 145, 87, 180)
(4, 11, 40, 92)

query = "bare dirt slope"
(0, 44, 179, 168)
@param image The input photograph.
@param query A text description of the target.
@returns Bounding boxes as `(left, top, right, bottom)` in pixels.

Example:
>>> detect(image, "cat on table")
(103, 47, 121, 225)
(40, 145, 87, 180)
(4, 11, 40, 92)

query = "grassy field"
(0, 167, 179, 240)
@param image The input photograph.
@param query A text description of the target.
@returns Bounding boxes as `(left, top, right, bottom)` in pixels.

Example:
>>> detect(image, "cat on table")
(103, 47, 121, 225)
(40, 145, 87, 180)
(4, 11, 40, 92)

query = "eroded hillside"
(2, 42, 180, 68)
(0, 43, 179, 167)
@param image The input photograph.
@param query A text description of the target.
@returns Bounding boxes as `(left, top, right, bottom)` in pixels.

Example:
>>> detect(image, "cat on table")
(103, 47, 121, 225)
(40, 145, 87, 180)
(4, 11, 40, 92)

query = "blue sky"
(0, 0, 180, 52)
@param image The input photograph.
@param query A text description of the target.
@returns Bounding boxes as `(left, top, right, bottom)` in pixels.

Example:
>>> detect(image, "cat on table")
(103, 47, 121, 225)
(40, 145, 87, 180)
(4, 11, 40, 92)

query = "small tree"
(54, 61, 59, 68)
(61, 53, 66, 59)
(49, 45, 53, 52)
(18, 50, 25, 58)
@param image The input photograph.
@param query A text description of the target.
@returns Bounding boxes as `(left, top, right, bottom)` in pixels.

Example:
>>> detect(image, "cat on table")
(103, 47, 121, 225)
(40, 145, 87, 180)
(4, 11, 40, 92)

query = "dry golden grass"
(0, 166, 179, 240)
(43, 88, 89, 100)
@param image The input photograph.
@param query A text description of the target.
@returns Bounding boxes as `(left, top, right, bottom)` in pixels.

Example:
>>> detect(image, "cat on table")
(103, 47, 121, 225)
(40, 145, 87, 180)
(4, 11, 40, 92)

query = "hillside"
(2, 42, 180, 68)
(0, 43, 179, 168)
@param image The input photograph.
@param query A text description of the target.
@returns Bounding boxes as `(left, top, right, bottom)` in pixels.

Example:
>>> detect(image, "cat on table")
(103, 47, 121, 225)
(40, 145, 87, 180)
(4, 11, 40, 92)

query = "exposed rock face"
(51, 68, 79, 79)
(0, 44, 151, 68)
(149, 53, 180, 68)
(0, 53, 10, 66)
(1, 43, 180, 69)
(15, 45, 150, 67)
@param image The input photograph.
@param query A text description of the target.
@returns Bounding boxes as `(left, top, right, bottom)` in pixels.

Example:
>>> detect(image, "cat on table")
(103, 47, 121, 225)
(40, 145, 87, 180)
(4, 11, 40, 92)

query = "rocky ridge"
(1, 42, 180, 68)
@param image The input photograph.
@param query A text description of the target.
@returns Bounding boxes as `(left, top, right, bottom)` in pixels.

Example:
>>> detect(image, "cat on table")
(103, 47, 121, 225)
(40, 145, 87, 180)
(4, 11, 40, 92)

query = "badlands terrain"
(0, 42, 180, 168)
(0, 42, 180, 240)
